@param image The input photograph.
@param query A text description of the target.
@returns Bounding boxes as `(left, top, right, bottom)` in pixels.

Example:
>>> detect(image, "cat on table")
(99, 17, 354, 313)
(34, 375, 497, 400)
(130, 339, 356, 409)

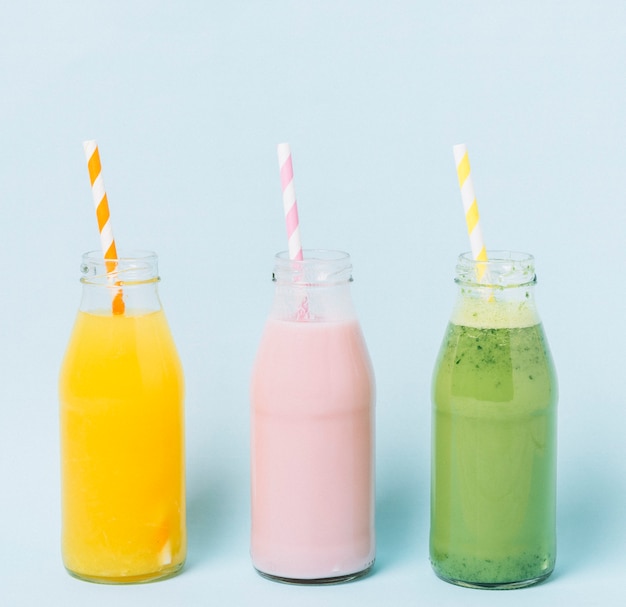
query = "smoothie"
(250, 318, 375, 581)
(431, 299, 557, 587)
(59, 309, 186, 583)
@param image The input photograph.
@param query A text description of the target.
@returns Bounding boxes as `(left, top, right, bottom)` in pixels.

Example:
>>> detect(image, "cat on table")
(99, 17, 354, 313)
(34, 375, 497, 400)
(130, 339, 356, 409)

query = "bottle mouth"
(455, 250, 537, 288)
(272, 249, 353, 284)
(80, 250, 160, 285)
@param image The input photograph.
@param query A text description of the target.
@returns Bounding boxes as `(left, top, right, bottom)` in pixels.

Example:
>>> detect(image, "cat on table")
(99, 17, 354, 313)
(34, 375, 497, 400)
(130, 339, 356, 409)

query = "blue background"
(1, 1, 624, 605)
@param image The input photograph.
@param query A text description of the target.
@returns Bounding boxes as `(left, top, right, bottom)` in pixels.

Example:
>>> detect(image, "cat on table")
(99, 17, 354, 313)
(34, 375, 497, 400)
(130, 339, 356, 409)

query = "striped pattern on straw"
(84, 141, 118, 261)
(453, 143, 487, 264)
(277, 143, 303, 261)
(83, 140, 125, 315)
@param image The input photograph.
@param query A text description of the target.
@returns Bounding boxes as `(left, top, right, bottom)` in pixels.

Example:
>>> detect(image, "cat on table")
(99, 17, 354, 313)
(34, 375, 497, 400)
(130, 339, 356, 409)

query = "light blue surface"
(1, 1, 624, 605)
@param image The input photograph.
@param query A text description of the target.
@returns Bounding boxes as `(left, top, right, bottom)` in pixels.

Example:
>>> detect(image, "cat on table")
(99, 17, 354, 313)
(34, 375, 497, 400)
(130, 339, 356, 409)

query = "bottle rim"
(273, 249, 353, 284)
(455, 250, 537, 288)
(80, 250, 160, 286)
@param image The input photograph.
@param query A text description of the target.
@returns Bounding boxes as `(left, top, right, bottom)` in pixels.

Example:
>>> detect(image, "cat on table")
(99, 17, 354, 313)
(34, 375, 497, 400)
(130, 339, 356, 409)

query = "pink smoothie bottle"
(250, 249, 375, 584)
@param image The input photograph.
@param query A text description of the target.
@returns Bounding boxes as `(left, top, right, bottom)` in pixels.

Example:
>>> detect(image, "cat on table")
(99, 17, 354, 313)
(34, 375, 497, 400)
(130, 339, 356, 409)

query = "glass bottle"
(59, 251, 186, 583)
(430, 251, 557, 589)
(250, 249, 376, 584)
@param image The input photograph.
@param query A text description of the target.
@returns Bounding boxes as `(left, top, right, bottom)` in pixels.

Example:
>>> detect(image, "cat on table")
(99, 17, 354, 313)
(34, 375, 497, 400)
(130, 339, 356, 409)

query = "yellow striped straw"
(83, 140, 125, 315)
(453, 143, 488, 280)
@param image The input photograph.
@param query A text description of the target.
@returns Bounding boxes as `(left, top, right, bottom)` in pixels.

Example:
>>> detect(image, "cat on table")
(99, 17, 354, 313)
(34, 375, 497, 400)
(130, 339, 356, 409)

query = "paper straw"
(83, 140, 125, 315)
(453, 143, 488, 264)
(277, 142, 309, 320)
(277, 143, 303, 261)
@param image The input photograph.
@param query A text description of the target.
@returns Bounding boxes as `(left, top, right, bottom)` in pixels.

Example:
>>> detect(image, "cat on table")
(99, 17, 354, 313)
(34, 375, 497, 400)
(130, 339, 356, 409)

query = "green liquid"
(431, 319, 557, 588)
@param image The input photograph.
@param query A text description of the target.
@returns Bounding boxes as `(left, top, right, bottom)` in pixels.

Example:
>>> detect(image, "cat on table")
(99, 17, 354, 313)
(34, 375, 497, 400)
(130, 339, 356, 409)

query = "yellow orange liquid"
(59, 309, 186, 583)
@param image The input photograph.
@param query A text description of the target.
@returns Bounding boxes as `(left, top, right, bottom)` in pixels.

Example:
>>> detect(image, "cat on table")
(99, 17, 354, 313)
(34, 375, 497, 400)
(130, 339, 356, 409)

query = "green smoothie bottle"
(430, 251, 557, 589)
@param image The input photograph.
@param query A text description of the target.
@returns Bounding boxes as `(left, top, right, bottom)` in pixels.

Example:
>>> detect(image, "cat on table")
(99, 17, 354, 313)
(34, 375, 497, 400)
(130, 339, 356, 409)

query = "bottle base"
(433, 567, 553, 590)
(254, 561, 374, 586)
(65, 560, 185, 585)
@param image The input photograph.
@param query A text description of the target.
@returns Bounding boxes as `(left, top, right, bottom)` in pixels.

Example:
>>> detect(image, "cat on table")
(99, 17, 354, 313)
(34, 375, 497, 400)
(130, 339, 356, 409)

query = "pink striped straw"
(277, 143, 303, 261)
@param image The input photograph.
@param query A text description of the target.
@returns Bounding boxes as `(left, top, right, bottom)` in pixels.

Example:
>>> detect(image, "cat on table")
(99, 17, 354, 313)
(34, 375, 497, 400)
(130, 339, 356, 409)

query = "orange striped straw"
(83, 140, 125, 315)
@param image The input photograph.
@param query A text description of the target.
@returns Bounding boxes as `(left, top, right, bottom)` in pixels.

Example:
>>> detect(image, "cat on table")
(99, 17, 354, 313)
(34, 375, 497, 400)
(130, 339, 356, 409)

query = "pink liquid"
(250, 318, 375, 581)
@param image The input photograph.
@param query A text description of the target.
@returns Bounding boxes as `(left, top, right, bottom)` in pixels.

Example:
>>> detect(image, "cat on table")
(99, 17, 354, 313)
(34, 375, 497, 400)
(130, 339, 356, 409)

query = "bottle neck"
(270, 250, 356, 322)
(79, 250, 162, 314)
(451, 251, 540, 328)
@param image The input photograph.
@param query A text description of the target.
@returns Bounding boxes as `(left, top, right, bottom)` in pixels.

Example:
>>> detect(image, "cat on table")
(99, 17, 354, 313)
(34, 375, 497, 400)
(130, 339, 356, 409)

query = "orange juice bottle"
(59, 251, 186, 583)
